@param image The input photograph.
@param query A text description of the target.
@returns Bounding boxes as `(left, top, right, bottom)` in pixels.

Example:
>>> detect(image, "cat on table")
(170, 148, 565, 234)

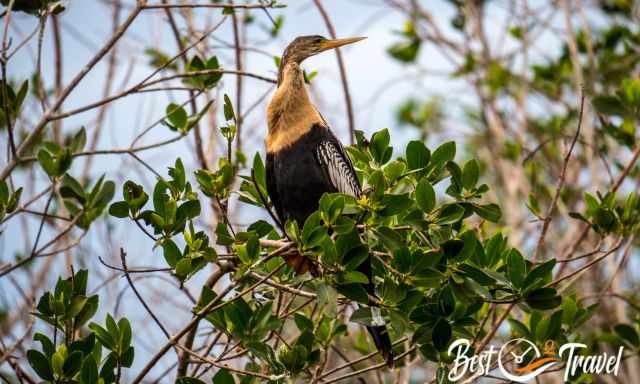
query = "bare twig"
(313, 0, 356, 144)
(532, 91, 584, 262)
(142, 2, 285, 10)
(119, 249, 171, 339)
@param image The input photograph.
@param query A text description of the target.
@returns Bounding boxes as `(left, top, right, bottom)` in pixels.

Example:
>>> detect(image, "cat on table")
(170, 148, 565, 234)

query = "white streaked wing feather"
(316, 141, 361, 197)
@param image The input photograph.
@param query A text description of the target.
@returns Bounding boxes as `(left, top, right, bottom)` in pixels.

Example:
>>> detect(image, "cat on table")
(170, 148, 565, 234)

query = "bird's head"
(281, 35, 366, 64)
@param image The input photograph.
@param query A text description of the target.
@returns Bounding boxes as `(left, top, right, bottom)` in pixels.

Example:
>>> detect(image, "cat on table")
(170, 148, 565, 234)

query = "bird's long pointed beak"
(320, 37, 367, 51)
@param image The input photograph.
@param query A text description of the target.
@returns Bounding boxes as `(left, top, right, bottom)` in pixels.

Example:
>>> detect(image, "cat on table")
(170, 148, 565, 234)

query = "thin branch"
(98, 256, 172, 273)
(320, 337, 408, 379)
(120, 249, 171, 339)
(323, 347, 416, 383)
(313, 0, 356, 144)
(231, 0, 244, 154)
(532, 91, 584, 262)
(550, 237, 625, 288)
(18, 134, 186, 164)
(175, 344, 276, 380)
(0, 315, 34, 366)
(142, 2, 286, 10)
(49, 69, 274, 121)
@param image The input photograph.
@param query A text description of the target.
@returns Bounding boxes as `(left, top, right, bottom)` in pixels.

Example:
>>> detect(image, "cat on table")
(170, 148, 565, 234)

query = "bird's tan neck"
(266, 62, 323, 153)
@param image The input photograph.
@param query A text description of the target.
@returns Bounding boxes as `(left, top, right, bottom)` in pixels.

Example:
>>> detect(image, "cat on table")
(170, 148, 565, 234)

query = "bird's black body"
(266, 124, 350, 224)
(265, 34, 394, 368)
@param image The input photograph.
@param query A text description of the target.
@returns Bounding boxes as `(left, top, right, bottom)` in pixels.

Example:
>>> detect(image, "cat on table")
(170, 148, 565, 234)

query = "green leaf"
(337, 284, 369, 304)
(212, 368, 235, 384)
(437, 204, 465, 225)
(80, 356, 99, 384)
(166, 103, 188, 130)
(94, 180, 115, 208)
(384, 160, 406, 183)
(278, 344, 308, 373)
(432, 319, 452, 351)
(14, 80, 29, 113)
(614, 324, 639, 347)
(89, 323, 115, 350)
(592, 95, 627, 116)
(75, 295, 99, 327)
(336, 271, 369, 285)
(472, 203, 501, 222)
(34, 333, 55, 358)
(37, 149, 57, 177)
(431, 141, 456, 165)
(122, 181, 148, 214)
(343, 245, 369, 270)
(175, 258, 192, 278)
(121, 346, 134, 367)
(561, 298, 578, 325)
(370, 128, 392, 164)
(177, 378, 207, 384)
(69, 127, 87, 153)
(374, 226, 404, 251)
(380, 277, 406, 304)
(162, 239, 182, 268)
(415, 179, 436, 212)
(63, 350, 83, 377)
(51, 347, 65, 376)
(317, 283, 337, 318)
(333, 216, 355, 235)
(0, 180, 7, 201)
(294, 314, 314, 332)
(118, 318, 132, 349)
(68, 296, 89, 318)
(379, 193, 413, 216)
(27, 349, 54, 380)
(508, 318, 530, 338)
(223, 94, 235, 122)
(387, 39, 421, 63)
(535, 310, 562, 341)
(406, 140, 430, 171)
(461, 160, 479, 189)
(527, 193, 541, 216)
(108, 201, 129, 218)
(253, 152, 267, 189)
(506, 250, 526, 289)
(523, 259, 556, 289)
(177, 200, 201, 221)
(60, 174, 86, 203)
(525, 288, 562, 310)
(105, 314, 118, 339)
(225, 299, 252, 337)
(216, 222, 234, 246)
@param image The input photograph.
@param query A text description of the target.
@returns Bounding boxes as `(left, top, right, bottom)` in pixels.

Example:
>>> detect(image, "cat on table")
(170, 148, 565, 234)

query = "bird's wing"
(315, 139, 361, 198)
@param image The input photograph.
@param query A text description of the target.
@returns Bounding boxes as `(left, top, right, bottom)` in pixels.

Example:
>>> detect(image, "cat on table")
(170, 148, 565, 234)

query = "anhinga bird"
(265, 35, 394, 367)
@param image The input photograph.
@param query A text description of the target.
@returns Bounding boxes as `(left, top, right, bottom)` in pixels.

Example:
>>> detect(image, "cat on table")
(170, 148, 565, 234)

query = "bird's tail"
(357, 258, 394, 368)
(366, 324, 394, 368)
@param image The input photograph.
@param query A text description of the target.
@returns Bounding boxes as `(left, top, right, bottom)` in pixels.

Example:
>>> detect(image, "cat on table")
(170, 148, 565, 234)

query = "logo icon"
(498, 339, 559, 382)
